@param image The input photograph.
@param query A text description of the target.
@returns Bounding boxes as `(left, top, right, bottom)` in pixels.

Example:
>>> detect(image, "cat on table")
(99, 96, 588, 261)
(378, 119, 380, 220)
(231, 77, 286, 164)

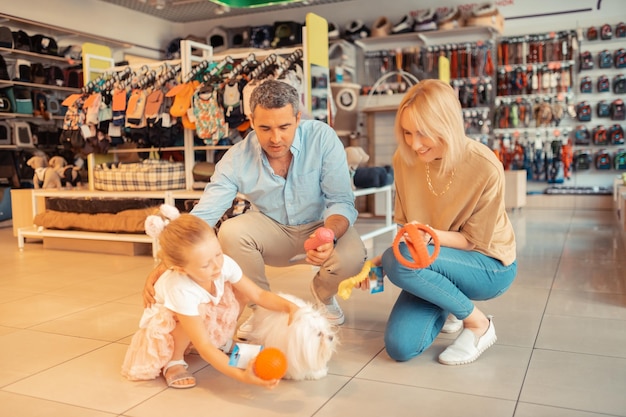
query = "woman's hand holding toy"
(392, 223, 440, 269)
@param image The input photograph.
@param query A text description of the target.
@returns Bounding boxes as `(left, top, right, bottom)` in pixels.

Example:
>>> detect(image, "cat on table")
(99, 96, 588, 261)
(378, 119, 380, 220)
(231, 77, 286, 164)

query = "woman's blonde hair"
(394, 79, 468, 175)
(158, 214, 216, 268)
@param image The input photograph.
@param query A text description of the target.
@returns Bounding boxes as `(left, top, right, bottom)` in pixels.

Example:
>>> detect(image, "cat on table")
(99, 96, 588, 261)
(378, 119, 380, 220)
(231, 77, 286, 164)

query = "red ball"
(254, 347, 288, 380)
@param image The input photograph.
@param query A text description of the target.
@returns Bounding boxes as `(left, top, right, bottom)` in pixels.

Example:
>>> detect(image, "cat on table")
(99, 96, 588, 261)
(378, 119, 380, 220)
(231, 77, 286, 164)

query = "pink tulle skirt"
(121, 282, 239, 381)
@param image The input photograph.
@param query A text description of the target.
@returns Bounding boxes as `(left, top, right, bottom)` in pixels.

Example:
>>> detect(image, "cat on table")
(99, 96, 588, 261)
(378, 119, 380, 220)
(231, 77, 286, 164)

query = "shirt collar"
(290, 122, 303, 155)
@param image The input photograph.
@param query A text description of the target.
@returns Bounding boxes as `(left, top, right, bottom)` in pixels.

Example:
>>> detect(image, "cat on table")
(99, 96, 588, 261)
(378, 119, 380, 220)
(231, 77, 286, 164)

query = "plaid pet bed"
(94, 160, 185, 191)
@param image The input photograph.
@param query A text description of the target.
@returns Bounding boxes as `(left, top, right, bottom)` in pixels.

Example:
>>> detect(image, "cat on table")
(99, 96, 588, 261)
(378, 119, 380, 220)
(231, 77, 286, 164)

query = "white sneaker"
(310, 281, 345, 325)
(235, 313, 255, 340)
(441, 314, 463, 333)
(438, 316, 497, 366)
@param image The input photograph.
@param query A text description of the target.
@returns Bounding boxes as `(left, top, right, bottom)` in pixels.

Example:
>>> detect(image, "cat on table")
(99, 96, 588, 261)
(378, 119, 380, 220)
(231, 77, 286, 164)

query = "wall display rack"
(353, 26, 498, 179)
(0, 13, 132, 189)
(355, 26, 497, 144)
(493, 24, 626, 192)
(0, 12, 130, 130)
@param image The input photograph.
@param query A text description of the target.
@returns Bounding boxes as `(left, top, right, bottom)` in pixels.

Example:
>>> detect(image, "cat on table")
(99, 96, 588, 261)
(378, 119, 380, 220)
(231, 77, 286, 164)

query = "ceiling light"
(209, 0, 305, 8)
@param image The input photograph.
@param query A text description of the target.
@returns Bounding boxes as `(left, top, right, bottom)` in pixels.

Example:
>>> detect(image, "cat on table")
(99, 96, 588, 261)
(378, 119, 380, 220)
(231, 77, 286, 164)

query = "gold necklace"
(425, 163, 455, 197)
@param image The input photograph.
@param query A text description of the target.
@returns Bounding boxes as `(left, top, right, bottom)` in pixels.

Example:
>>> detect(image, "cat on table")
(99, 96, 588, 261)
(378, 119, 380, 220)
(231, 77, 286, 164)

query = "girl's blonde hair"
(158, 213, 216, 268)
(394, 79, 468, 175)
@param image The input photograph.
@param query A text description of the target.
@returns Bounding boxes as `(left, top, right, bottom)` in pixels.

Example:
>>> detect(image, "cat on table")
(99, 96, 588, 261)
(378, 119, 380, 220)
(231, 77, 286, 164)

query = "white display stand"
(170, 185, 395, 242)
(353, 184, 395, 240)
(15, 189, 162, 259)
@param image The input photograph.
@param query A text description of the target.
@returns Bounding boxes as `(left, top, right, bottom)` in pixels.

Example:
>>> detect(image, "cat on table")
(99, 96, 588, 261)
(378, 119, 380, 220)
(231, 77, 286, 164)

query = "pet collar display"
(601, 23, 613, 40)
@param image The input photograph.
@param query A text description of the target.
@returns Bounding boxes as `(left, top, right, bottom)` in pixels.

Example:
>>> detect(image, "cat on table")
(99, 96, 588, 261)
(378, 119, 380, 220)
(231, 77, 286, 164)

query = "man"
(144, 79, 366, 335)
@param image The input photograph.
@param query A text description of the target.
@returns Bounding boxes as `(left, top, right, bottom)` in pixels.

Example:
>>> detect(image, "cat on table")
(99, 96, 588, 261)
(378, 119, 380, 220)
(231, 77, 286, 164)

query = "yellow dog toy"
(337, 260, 375, 300)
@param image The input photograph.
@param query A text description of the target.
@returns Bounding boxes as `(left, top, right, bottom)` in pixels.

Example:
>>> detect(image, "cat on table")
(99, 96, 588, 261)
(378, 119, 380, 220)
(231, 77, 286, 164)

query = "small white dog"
(250, 293, 338, 381)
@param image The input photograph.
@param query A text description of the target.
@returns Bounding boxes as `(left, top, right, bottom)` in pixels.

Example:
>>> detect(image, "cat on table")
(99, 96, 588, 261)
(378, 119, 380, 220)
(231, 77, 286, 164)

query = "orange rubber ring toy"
(392, 223, 440, 269)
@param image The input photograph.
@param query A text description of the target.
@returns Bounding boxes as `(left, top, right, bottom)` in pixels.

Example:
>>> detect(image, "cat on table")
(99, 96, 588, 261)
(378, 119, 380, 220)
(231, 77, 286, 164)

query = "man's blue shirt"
(191, 119, 357, 227)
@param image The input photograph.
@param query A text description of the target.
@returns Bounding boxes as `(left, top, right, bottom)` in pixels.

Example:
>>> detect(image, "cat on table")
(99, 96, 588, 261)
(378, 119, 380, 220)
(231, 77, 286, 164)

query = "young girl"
(121, 205, 299, 389)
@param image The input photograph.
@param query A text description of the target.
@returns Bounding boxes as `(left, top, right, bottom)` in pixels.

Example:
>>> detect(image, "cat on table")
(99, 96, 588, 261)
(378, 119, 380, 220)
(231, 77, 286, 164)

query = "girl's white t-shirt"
(153, 255, 242, 316)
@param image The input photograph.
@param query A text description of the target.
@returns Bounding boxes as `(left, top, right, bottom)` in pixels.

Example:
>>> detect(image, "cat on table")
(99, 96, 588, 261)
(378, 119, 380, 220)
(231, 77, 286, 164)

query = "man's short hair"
(250, 79, 299, 116)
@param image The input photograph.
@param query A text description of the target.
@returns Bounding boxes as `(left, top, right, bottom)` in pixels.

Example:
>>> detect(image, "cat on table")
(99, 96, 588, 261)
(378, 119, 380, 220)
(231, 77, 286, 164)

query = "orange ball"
(254, 347, 288, 380)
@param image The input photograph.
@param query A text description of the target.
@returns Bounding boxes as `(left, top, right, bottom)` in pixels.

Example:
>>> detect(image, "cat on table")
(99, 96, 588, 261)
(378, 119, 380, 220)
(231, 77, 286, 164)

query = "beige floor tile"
(511, 255, 560, 289)
(0, 325, 18, 336)
(474, 286, 549, 347)
(357, 340, 532, 401)
(546, 289, 626, 320)
(4, 343, 173, 415)
(0, 293, 106, 328)
(536, 314, 626, 358)
(0, 391, 116, 417)
(0, 288, 37, 303)
(330, 327, 385, 377)
(125, 369, 351, 417)
(553, 260, 626, 294)
(0, 269, 91, 294)
(30, 302, 144, 342)
(0, 329, 106, 386)
(314, 379, 516, 417)
(44, 272, 147, 302)
(514, 402, 617, 417)
(520, 349, 626, 416)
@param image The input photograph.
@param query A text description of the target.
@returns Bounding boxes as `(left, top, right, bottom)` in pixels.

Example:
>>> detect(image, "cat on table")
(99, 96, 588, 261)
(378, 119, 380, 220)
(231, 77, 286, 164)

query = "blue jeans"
(381, 243, 517, 362)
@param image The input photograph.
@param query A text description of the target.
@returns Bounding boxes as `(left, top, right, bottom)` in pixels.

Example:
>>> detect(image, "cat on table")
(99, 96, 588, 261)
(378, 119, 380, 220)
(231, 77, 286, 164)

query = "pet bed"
(33, 206, 157, 234)
(94, 160, 185, 191)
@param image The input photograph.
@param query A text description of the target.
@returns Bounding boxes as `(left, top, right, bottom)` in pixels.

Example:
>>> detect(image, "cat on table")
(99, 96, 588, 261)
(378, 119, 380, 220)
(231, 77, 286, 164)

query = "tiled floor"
(1, 207, 625, 417)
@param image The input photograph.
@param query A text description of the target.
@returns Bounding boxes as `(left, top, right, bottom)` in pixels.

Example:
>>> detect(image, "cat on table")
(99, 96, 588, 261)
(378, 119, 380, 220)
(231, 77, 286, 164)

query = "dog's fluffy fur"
(249, 293, 337, 381)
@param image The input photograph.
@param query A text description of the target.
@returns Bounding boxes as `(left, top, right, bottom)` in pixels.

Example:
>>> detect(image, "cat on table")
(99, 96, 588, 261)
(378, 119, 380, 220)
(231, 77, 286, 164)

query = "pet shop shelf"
(0, 12, 130, 127)
(167, 185, 396, 244)
(17, 226, 157, 258)
(11, 188, 164, 258)
(0, 12, 132, 51)
(354, 26, 497, 52)
(0, 78, 80, 93)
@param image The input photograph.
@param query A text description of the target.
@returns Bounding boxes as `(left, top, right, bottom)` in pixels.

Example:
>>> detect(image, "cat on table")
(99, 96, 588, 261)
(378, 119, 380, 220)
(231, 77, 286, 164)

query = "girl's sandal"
(163, 360, 196, 389)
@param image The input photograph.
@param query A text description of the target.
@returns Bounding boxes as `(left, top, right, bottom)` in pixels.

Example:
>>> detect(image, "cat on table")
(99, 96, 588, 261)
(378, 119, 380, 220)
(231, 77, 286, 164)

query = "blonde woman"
(372, 79, 517, 365)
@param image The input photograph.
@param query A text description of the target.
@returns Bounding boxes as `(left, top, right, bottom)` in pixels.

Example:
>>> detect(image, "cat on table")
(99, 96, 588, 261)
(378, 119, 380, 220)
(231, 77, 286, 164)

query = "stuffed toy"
(26, 155, 62, 189)
(345, 146, 394, 189)
(48, 155, 82, 188)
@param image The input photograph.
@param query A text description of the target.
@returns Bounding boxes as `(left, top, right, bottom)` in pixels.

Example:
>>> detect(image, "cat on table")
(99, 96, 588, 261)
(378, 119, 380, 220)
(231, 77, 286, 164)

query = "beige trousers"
(217, 211, 366, 302)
